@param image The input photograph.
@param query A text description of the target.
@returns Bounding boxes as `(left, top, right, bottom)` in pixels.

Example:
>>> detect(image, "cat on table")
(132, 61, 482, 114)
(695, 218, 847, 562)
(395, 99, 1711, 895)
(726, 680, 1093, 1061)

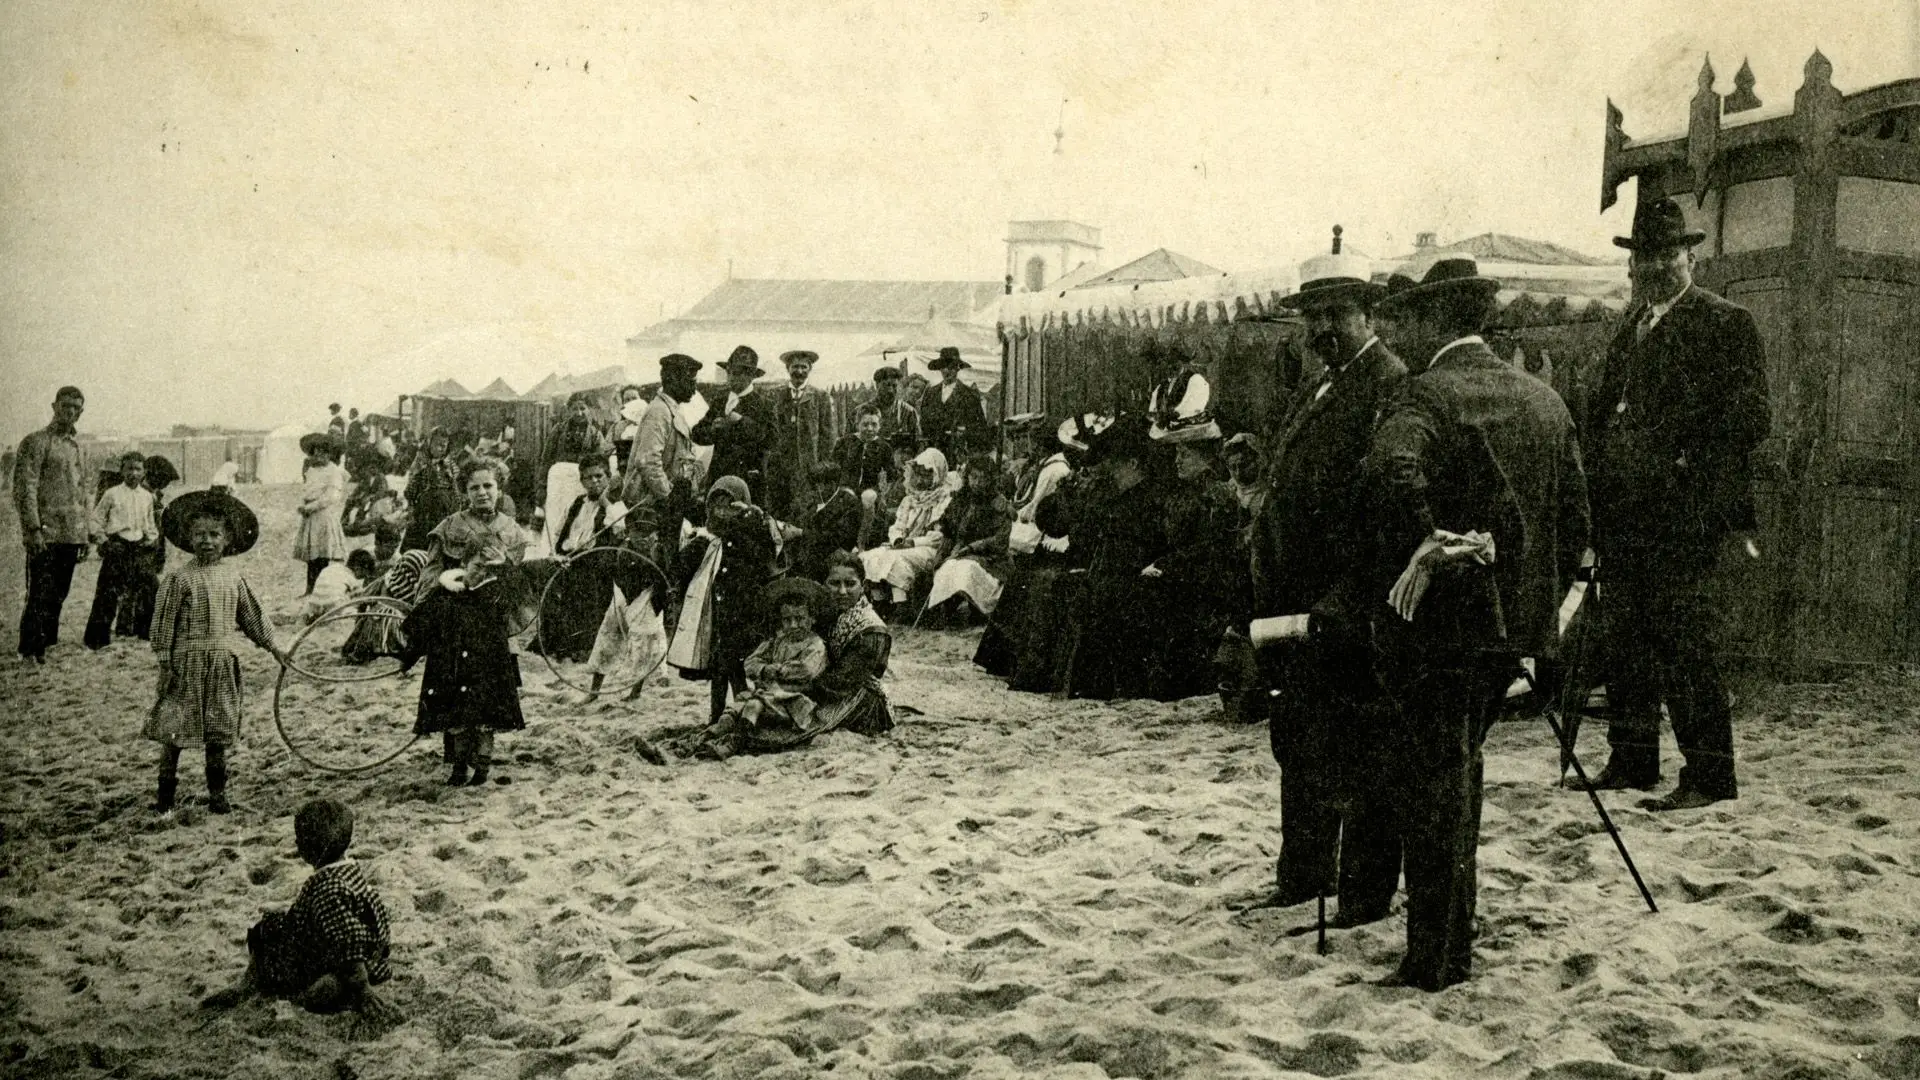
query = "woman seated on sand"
(923, 454, 1014, 627)
(859, 447, 952, 615)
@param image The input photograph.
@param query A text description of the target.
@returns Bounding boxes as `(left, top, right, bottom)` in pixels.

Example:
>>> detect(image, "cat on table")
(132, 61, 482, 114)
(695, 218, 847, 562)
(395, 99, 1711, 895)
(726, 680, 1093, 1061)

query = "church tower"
(1005, 220, 1103, 293)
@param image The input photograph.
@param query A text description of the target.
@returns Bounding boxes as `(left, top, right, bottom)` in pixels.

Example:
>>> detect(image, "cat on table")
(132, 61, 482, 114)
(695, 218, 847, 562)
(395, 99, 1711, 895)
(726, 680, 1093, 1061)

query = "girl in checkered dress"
(202, 799, 400, 1021)
(146, 491, 285, 814)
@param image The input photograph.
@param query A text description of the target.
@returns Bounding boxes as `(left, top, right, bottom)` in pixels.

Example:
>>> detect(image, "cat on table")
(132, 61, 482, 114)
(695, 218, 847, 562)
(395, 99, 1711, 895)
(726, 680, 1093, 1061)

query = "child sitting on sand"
(202, 799, 400, 1022)
(699, 577, 828, 758)
(146, 490, 286, 814)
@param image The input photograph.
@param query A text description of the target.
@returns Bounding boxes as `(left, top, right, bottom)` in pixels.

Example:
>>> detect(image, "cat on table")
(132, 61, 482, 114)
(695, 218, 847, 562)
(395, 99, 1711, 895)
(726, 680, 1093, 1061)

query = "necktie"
(1634, 304, 1659, 343)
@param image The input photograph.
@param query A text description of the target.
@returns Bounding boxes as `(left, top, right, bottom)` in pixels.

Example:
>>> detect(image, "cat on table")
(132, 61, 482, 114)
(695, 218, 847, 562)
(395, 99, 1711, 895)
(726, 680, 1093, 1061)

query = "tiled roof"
(1389, 233, 1613, 267)
(1072, 248, 1224, 288)
(664, 279, 1004, 326)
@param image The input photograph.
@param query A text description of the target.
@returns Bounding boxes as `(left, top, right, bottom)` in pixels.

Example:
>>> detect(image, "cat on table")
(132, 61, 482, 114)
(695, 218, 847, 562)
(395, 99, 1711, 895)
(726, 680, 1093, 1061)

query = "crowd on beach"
(7, 198, 1773, 1019)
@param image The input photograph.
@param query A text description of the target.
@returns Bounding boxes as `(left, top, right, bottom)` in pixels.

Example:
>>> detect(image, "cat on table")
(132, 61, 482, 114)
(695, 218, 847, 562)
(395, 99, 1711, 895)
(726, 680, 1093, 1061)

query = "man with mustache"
(1578, 196, 1770, 811)
(1243, 229, 1407, 925)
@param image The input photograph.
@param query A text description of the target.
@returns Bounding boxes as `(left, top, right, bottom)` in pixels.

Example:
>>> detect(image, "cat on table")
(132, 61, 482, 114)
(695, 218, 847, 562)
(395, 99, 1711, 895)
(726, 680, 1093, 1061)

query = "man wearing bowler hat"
(768, 350, 838, 521)
(1578, 196, 1770, 812)
(1359, 255, 1589, 989)
(1243, 229, 1407, 924)
(624, 353, 706, 562)
(918, 346, 989, 459)
(692, 346, 776, 504)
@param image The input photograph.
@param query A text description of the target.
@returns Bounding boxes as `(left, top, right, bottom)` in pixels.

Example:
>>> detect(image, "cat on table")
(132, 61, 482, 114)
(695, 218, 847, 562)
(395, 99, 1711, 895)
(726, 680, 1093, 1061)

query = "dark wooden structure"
(1603, 53, 1920, 673)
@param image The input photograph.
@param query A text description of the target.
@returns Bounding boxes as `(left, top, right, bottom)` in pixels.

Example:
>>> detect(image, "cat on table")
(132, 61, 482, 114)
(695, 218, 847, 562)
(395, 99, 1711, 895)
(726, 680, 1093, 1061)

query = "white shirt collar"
(1427, 335, 1486, 370)
(1646, 282, 1691, 318)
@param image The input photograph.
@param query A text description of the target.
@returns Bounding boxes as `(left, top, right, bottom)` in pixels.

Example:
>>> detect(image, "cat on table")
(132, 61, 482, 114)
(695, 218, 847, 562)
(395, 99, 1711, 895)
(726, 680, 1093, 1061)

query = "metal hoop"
(273, 595, 421, 774)
(534, 546, 674, 697)
(278, 595, 413, 683)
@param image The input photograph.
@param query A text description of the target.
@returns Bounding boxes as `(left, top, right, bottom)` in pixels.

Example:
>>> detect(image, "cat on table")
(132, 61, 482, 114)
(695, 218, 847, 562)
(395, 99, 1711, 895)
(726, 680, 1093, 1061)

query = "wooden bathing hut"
(1602, 52, 1920, 673)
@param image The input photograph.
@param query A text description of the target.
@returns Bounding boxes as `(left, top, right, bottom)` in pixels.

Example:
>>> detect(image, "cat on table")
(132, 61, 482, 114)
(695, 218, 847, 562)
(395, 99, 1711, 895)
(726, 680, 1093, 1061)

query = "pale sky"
(3, 0, 1916, 444)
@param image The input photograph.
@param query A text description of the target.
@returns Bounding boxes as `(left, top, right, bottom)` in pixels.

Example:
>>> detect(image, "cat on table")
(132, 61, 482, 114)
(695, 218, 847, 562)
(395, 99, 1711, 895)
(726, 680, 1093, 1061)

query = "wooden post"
(1781, 49, 1844, 678)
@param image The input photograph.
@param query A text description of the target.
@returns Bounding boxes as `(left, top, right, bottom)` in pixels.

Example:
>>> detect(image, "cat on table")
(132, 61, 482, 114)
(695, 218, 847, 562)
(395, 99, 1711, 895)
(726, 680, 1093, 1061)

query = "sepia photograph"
(3, 1, 1919, 1077)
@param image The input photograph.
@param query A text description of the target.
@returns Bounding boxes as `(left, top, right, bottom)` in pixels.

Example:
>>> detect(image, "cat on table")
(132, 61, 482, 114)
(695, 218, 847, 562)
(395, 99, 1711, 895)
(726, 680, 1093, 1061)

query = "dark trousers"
(85, 537, 145, 648)
(19, 543, 83, 658)
(1601, 554, 1737, 797)
(1383, 659, 1508, 991)
(1266, 643, 1402, 910)
(117, 546, 162, 639)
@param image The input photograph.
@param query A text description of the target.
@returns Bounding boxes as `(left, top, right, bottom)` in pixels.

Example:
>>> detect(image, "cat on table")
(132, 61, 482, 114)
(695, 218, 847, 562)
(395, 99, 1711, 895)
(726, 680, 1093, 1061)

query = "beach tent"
(258, 423, 310, 484)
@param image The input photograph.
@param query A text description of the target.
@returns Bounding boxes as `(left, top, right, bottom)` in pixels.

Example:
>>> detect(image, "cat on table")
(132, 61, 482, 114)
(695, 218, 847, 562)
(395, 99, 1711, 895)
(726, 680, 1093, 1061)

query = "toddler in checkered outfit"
(202, 799, 400, 1022)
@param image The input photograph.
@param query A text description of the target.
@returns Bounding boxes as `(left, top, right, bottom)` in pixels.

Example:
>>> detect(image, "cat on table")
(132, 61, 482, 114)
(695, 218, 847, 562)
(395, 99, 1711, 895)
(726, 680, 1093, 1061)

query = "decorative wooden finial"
(1602, 98, 1628, 211)
(1804, 48, 1833, 86)
(1331, 224, 1343, 255)
(1687, 55, 1723, 206)
(1725, 58, 1761, 114)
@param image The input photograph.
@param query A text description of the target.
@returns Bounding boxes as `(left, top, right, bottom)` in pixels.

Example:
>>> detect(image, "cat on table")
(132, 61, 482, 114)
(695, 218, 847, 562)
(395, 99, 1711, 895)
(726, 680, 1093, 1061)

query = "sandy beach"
(2, 482, 1917, 1080)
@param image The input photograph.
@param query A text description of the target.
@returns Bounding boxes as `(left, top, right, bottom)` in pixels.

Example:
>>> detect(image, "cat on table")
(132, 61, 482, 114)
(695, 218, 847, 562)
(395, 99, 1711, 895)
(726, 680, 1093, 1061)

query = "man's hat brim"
(717, 360, 765, 376)
(927, 356, 971, 371)
(161, 490, 260, 555)
(1611, 229, 1707, 251)
(1377, 275, 1502, 312)
(1282, 279, 1387, 313)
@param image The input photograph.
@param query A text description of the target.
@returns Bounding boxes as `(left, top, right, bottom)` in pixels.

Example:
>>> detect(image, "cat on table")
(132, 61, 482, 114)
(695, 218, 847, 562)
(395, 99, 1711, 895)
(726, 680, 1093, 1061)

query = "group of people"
(9, 196, 1770, 1012)
(1208, 200, 1765, 992)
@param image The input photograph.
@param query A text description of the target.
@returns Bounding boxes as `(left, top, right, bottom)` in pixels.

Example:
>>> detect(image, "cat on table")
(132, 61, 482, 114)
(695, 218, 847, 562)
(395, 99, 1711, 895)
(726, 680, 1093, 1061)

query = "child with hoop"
(398, 459, 528, 787)
(146, 490, 286, 814)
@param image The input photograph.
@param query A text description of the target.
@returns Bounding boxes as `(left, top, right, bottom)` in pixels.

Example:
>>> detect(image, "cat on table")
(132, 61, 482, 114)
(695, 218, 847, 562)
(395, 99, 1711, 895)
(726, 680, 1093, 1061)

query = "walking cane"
(1521, 662, 1659, 914)
(1316, 893, 1328, 956)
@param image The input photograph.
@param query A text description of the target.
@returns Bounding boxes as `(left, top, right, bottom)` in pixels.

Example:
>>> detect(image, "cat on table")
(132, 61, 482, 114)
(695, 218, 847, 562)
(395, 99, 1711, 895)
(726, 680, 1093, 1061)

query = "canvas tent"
(258, 423, 311, 484)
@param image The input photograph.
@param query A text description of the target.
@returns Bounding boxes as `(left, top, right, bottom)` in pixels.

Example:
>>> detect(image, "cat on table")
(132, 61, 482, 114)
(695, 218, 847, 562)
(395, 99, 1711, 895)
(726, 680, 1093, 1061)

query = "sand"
(2, 483, 1918, 1080)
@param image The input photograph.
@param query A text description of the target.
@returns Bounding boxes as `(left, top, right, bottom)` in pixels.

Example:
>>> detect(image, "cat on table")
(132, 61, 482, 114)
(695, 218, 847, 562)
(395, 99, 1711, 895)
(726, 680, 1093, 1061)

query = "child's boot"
(206, 745, 231, 814)
(466, 731, 493, 786)
(446, 764, 469, 786)
(153, 746, 181, 812)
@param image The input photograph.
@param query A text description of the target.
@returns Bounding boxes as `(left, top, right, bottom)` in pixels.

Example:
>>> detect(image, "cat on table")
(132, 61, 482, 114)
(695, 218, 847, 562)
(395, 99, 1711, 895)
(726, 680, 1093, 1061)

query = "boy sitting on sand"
(203, 799, 400, 1023)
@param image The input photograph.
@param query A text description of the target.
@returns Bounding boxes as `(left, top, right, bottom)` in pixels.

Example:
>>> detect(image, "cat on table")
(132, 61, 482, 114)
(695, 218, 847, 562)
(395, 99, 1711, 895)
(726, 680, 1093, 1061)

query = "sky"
(2, 0, 1916, 444)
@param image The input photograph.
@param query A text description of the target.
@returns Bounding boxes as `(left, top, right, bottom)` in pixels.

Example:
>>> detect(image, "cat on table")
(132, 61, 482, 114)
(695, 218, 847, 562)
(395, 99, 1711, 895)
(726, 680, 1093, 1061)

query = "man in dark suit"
(1360, 256, 1591, 990)
(865, 366, 923, 449)
(691, 346, 776, 503)
(1243, 233, 1407, 921)
(1579, 196, 1770, 811)
(918, 346, 989, 459)
(767, 349, 838, 522)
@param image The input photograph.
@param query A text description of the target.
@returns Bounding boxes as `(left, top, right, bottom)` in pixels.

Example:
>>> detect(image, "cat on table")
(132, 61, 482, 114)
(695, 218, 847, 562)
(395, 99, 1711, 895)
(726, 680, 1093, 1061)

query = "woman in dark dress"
(1058, 416, 1170, 701)
(1146, 437, 1246, 700)
(924, 454, 1014, 626)
(809, 549, 895, 735)
(400, 428, 462, 555)
(791, 460, 864, 582)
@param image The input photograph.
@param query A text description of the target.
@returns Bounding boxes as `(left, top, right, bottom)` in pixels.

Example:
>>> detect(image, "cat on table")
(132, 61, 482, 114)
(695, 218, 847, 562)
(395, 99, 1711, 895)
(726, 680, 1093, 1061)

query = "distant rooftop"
(631, 279, 1003, 344)
(1006, 220, 1102, 246)
(1072, 248, 1223, 289)
(1388, 232, 1615, 267)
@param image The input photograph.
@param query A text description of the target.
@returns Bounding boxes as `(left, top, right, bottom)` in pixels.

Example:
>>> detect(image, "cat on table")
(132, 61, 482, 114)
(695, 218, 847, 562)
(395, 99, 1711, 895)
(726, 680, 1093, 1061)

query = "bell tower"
(1005, 220, 1102, 293)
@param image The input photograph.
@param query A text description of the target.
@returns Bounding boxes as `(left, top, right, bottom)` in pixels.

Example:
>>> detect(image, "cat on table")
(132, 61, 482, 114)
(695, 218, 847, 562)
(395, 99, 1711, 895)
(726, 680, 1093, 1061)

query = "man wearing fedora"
(1244, 233, 1407, 922)
(918, 346, 989, 460)
(768, 350, 838, 522)
(624, 353, 706, 564)
(692, 346, 776, 503)
(1579, 196, 1770, 812)
(1359, 255, 1590, 990)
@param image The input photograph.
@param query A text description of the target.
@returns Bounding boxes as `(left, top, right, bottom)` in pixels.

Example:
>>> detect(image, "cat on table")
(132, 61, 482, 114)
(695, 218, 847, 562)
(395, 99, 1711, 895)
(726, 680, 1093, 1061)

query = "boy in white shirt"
(85, 451, 159, 648)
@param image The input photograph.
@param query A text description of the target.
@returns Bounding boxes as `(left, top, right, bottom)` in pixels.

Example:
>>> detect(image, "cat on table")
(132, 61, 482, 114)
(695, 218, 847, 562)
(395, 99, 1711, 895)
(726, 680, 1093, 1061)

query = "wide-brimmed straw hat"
(161, 489, 260, 555)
